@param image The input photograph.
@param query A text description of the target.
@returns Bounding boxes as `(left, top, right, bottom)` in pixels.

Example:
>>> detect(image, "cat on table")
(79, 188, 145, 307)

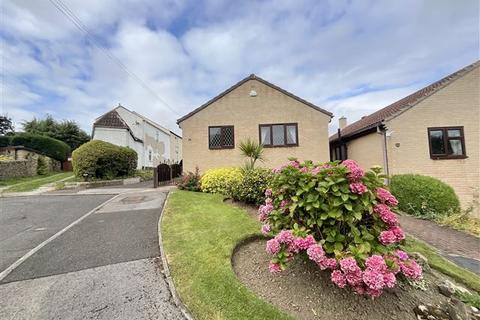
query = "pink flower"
(339, 257, 360, 274)
(300, 167, 309, 173)
(400, 260, 422, 280)
(383, 272, 397, 288)
(306, 244, 325, 263)
(318, 257, 337, 270)
(390, 226, 405, 241)
(366, 288, 383, 298)
(349, 182, 368, 194)
(379, 230, 398, 245)
(354, 285, 366, 295)
(345, 271, 363, 286)
(276, 230, 295, 245)
(258, 203, 273, 221)
(269, 262, 282, 273)
(288, 160, 300, 169)
(261, 224, 271, 235)
(292, 235, 316, 252)
(342, 159, 364, 181)
(265, 189, 272, 197)
(365, 255, 387, 272)
(280, 200, 290, 210)
(376, 188, 398, 207)
(311, 166, 321, 175)
(331, 270, 347, 288)
(373, 204, 399, 226)
(395, 250, 409, 261)
(362, 269, 385, 290)
(266, 238, 280, 255)
(265, 197, 273, 205)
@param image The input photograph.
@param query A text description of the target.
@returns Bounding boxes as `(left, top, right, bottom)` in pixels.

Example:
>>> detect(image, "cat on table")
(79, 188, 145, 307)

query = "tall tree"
(22, 114, 90, 150)
(0, 115, 15, 136)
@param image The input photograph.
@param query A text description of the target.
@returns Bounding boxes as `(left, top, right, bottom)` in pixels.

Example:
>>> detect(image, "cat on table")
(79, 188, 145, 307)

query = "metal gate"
(154, 161, 182, 188)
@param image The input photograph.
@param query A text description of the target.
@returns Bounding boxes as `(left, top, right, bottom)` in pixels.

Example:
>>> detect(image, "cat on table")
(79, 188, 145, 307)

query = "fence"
(154, 161, 182, 188)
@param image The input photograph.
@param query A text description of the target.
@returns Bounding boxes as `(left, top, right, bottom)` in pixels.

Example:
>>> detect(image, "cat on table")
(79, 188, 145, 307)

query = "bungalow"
(330, 61, 479, 215)
(177, 74, 333, 173)
(92, 105, 182, 169)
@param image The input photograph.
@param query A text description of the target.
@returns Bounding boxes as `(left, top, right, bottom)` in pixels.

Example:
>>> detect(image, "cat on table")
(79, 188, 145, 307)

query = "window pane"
(286, 125, 297, 144)
(223, 126, 234, 146)
(448, 139, 463, 155)
(429, 130, 445, 154)
(260, 126, 271, 145)
(272, 125, 285, 146)
(209, 127, 221, 147)
(448, 129, 461, 137)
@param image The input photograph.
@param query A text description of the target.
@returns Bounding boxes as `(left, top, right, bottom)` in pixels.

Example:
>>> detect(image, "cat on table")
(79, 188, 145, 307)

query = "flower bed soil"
(232, 238, 451, 320)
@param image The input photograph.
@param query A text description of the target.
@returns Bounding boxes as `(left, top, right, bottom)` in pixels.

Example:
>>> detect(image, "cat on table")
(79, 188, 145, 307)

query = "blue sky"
(1, 0, 479, 135)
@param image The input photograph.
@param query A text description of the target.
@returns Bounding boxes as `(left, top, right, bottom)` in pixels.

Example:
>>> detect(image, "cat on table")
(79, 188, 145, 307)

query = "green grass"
(0, 173, 58, 187)
(402, 236, 480, 292)
(161, 190, 291, 320)
(4, 172, 74, 193)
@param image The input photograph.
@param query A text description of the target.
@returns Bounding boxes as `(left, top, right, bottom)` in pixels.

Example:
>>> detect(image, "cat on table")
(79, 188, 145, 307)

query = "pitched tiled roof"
(93, 109, 128, 129)
(177, 74, 333, 124)
(93, 109, 143, 142)
(330, 60, 480, 142)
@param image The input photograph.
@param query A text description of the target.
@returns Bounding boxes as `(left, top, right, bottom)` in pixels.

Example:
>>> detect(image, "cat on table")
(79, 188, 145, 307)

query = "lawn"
(3, 172, 74, 193)
(402, 236, 480, 292)
(161, 190, 291, 320)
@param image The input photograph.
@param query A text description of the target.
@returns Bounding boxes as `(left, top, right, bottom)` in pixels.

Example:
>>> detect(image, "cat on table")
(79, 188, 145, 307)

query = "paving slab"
(0, 258, 185, 320)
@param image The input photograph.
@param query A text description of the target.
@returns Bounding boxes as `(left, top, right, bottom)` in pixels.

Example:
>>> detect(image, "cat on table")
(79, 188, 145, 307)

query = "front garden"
(163, 157, 480, 320)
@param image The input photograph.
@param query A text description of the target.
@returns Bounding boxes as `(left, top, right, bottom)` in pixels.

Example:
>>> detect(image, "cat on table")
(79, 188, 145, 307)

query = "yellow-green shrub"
(200, 167, 243, 195)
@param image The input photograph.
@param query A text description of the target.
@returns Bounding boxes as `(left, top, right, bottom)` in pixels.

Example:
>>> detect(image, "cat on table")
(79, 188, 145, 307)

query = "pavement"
(399, 215, 480, 275)
(0, 184, 184, 320)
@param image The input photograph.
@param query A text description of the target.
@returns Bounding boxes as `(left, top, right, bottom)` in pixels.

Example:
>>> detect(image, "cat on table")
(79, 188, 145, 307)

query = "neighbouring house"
(330, 61, 480, 216)
(92, 105, 182, 169)
(177, 74, 333, 173)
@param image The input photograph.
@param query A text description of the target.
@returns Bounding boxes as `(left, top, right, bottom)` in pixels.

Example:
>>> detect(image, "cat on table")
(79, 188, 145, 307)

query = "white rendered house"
(92, 105, 182, 169)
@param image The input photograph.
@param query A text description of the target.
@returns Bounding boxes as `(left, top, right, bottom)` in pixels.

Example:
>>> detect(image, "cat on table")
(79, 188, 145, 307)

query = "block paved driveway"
(0, 189, 184, 320)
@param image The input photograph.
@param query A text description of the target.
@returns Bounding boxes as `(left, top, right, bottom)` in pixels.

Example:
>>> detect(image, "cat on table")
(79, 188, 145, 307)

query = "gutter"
(380, 125, 390, 181)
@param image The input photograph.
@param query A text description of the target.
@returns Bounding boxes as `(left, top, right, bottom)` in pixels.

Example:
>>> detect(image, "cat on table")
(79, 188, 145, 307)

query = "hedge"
(390, 174, 460, 218)
(0, 133, 70, 161)
(72, 140, 137, 180)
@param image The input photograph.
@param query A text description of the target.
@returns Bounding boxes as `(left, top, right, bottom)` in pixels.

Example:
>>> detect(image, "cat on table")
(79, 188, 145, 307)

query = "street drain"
(121, 196, 147, 204)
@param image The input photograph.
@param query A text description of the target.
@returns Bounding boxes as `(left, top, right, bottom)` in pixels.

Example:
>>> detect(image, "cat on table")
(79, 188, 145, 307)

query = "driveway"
(0, 189, 184, 319)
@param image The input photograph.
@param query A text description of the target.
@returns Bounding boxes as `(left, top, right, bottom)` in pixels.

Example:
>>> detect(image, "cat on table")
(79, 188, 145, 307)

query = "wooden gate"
(154, 161, 182, 188)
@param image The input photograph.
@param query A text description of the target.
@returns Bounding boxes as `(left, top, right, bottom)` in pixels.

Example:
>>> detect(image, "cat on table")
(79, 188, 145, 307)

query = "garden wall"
(0, 157, 37, 179)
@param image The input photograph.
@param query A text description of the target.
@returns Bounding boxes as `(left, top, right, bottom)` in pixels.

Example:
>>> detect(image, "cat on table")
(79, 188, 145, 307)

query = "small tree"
(239, 138, 264, 170)
(0, 115, 14, 136)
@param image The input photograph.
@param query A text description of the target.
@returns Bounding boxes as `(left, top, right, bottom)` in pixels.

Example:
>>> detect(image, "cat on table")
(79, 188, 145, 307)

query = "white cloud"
(0, 0, 478, 138)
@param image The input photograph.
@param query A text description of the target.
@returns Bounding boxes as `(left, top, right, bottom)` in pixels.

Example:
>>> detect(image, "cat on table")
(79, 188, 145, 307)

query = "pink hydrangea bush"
(260, 159, 422, 298)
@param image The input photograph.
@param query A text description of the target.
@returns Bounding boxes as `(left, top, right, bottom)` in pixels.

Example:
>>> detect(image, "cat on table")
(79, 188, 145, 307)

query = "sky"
(1, 0, 479, 136)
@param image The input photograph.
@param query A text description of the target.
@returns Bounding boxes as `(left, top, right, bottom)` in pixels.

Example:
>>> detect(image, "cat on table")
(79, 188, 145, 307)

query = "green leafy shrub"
(72, 140, 137, 180)
(177, 167, 201, 192)
(226, 168, 274, 205)
(200, 167, 242, 194)
(390, 174, 460, 218)
(37, 156, 48, 175)
(135, 169, 153, 181)
(261, 159, 423, 298)
(1, 133, 70, 161)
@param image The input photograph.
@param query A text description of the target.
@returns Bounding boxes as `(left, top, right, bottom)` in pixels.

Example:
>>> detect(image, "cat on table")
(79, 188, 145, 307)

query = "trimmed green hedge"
(390, 174, 460, 218)
(227, 168, 274, 205)
(0, 133, 70, 161)
(72, 140, 137, 180)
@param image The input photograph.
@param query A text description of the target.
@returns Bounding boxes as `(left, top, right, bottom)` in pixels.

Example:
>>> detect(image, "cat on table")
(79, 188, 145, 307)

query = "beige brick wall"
(179, 79, 331, 173)
(386, 66, 479, 215)
(346, 132, 385, 171)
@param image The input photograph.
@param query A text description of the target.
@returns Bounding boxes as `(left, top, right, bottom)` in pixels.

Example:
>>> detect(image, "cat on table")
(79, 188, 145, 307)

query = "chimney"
(339, 116, 347, 130)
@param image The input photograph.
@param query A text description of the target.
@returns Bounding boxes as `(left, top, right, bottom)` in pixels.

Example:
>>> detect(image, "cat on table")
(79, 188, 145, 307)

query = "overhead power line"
(48, 0, 180, 116)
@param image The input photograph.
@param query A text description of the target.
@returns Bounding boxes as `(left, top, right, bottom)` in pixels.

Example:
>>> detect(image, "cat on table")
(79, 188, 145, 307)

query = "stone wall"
(0, 157, 38, 179)
(0, 147, 62, 180)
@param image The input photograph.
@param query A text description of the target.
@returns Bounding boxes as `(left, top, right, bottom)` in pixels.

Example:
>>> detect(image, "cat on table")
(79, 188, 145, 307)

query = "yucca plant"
(239, 138, 265, 170)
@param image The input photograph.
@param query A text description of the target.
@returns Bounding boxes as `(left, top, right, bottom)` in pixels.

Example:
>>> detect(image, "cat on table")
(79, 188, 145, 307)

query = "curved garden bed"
(232, 237, 452, 320)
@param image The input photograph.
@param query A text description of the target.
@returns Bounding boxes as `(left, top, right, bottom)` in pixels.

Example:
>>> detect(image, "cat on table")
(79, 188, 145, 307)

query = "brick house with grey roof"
(330, 61, 480, 216)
